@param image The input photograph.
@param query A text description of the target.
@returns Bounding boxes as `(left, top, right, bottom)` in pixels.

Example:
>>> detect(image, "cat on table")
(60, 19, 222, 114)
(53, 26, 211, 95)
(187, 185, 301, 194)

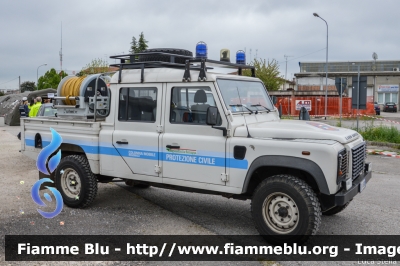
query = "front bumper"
(320, 162, 372, 210)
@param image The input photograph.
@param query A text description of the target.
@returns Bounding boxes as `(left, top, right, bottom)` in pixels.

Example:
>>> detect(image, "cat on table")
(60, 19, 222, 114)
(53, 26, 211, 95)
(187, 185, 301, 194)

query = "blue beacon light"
(236, 50, 246, 65)
(196, 41, 208, 59)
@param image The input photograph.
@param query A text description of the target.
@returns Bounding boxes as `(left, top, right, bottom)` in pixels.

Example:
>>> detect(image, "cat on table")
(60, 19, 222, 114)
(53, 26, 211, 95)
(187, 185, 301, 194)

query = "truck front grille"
(351, 142, 366, 180)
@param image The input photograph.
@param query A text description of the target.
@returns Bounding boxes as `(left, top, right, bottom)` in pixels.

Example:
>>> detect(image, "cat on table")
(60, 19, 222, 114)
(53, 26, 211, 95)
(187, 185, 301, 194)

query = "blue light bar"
(236, 50, 246, 65)
(196, 41, 207, 59)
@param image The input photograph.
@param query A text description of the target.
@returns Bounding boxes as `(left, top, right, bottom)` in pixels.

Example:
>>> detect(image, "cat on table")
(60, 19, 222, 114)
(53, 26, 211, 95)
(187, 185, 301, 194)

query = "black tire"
(125, 180, 150, 189)
(251, 175, 321, 245)
(138, 48, 193, 64)
(55, 155, 98, 208)
(322, 201, 351, 216)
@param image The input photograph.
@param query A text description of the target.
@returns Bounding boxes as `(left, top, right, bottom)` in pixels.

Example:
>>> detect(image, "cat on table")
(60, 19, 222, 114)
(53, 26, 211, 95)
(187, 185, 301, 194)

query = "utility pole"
(372, 52, 378, 103)
(19, 76, 20, 93)
(284, 55, 294, 90)
(59, 22, 63, 72)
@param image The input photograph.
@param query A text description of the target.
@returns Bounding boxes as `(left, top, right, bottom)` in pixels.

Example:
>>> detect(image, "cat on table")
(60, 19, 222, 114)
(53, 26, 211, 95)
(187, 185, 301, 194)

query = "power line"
(277, 48, 326, 64)
(0, 77, 19, 86)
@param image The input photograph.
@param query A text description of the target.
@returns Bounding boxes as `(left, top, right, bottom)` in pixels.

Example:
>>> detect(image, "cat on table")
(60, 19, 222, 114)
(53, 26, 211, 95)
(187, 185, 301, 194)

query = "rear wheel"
(251, 175, 321, 244)
(55, 155, 98, 208)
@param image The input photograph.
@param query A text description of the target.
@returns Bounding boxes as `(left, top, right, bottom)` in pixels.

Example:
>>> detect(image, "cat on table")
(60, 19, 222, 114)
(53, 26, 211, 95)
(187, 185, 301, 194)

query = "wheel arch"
(59, 143, 99, 174)
(241, 155, 329, 196)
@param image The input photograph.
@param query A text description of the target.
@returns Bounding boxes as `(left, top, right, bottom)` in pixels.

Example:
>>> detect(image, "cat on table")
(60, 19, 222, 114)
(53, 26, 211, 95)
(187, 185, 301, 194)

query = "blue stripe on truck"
(24, 138, 248, 169)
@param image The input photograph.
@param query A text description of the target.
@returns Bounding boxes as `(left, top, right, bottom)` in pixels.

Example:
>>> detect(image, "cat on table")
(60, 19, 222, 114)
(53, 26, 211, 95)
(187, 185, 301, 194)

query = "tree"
(130, 36, 138, 54)
(0, 91, 4, 96)
(37, 69, 67, 90)
(243, 58, 284, 91)
(20, 81, 36, 92)
(78, 58, 109, 76)
(137, 32, 148, 52)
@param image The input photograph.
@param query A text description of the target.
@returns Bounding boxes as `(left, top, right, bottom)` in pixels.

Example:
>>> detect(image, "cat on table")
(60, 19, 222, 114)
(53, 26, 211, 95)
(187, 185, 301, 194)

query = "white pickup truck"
(21, 49, 372, 244)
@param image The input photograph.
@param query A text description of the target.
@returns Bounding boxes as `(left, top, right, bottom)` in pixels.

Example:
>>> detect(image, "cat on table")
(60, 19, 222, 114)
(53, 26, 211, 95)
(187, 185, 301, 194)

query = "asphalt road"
(1, 124, 399, 266)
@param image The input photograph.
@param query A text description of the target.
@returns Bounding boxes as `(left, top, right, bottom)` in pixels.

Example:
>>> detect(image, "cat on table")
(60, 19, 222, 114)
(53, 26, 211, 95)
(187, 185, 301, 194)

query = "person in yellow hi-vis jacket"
(29, 97, 42, 117)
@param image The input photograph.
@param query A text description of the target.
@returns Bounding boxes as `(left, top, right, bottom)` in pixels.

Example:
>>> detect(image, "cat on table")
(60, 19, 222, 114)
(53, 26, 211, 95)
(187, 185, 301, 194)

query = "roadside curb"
(366, 141, 400, 149)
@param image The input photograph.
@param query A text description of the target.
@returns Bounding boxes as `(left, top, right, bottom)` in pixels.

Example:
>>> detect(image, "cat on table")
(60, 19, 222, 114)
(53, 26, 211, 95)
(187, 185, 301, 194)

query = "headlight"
(337, 149, 348, 185)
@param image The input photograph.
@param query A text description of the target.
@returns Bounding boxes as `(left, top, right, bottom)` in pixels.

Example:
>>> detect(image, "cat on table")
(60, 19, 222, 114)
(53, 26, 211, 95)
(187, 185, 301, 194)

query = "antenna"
(255, 49, 258, 59)
(284, 55, 294, 90)
(59, 22, 63, 72)
(249, 49, 252, 62)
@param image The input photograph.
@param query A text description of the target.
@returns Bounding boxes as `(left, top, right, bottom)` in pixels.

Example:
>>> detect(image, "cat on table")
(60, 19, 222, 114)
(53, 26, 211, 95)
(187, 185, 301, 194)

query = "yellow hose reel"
(60, 77, 85, 105)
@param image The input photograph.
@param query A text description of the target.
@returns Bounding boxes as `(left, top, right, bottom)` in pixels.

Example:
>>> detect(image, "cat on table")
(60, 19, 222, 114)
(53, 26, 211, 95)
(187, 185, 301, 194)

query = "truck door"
(113, 84, 163, 178)
(161, 83, 228, 186)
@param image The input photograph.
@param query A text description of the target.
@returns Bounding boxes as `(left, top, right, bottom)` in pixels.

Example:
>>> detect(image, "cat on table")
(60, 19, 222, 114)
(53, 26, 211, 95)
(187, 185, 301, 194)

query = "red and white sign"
(295, 100, 312, 111)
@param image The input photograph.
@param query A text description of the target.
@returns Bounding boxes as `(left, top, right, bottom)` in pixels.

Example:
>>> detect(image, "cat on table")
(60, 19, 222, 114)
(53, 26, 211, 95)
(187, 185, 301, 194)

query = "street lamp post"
(352, 63, 360, 131)
(36, 64, 47, 90)
(313, 13, 328, 120)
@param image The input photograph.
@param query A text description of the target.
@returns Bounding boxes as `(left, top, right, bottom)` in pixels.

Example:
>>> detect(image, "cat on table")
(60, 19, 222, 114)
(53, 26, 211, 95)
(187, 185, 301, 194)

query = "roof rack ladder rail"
(198, 59, 207, 81)
(183, 60, 191, 82)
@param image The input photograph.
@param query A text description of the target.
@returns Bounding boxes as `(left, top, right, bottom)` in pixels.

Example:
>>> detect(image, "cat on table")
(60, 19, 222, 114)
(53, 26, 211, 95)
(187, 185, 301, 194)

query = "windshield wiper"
(251, 104, 271, 113)
(229, 104, 253, 114)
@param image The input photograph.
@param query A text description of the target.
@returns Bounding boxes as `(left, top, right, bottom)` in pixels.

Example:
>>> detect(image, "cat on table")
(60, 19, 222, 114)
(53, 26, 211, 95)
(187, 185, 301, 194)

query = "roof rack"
(109, 52, 255, 83)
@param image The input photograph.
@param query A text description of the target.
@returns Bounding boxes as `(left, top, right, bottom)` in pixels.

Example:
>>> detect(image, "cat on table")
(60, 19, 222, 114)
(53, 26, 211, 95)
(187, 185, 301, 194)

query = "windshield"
(216, 79, 274, 113)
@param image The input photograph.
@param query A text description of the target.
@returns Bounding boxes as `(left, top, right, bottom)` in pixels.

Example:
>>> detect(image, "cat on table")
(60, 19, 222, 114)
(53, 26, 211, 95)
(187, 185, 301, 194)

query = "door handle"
(166, 145, 180, 149)
(116, 141, 129, 144)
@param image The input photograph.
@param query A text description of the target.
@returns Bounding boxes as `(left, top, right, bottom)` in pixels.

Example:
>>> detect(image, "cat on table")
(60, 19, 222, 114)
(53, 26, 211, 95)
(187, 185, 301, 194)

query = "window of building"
(378, 93, 398, 104)
(118, 87, 157, 122)
(170, 87, 220, 125)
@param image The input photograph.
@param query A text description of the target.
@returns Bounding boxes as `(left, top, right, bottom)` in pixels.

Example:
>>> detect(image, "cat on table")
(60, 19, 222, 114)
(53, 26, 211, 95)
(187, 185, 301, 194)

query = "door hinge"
(154, 165, 162, 174)
(156, 125, 163, 133)
(221, 173, 229, 182)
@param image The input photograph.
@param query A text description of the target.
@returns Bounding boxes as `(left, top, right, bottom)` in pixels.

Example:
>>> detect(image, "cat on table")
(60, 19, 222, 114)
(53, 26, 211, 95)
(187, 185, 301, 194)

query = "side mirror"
(271, 96, 277, 105)
(206, 106, 218, 126)
(206, 106, 227, 136)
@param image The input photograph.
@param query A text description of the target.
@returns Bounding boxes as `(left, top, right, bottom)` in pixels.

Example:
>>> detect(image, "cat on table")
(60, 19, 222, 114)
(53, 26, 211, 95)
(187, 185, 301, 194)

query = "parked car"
(36, 103, 57, 117)
(374, 102, 380, 115)
(383, 102, 397, 112)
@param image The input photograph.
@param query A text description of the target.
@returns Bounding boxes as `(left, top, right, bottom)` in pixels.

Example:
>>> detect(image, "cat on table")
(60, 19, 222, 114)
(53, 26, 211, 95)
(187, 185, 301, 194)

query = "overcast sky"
(1, 0, 398, 90)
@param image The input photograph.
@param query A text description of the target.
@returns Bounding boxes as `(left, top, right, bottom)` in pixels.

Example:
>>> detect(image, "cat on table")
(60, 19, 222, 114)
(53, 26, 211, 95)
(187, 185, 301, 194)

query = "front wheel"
(251, 175, 321, 244)
(55, 155, 98, 208)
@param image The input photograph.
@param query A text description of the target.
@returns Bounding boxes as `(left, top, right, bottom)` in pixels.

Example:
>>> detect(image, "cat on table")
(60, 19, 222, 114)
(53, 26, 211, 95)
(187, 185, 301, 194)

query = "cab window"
(118, 87, 157, 122)
(170, 87, 220, 125)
